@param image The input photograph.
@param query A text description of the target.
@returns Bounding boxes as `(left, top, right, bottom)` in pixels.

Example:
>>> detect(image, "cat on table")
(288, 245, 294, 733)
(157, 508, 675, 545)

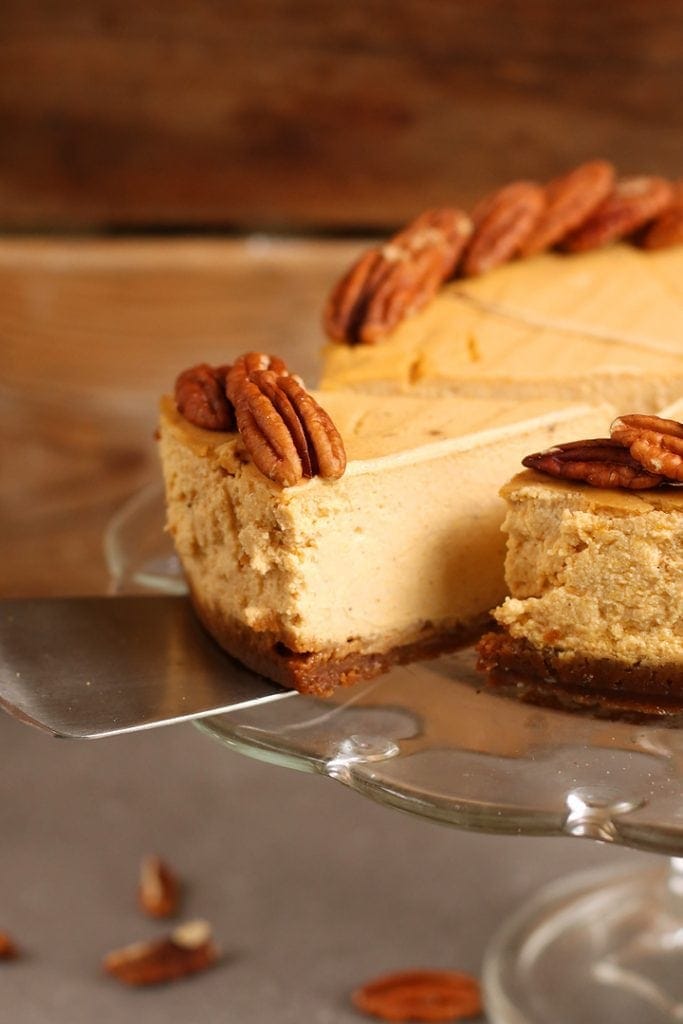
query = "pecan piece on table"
(523, 438, 664, 489)
(562, 175, 674, 253)
(139, 854, 181, 919)
(461, 180, 546, 276)
(351, 968, 482, 1022)
(174, 363, 234, 431)
(611, 414, 683, 483)
(103, 919, 218, 986)
(641, 180, 683, 250)
(226, 353, 346, 487)
(323, 207, 472, 345)
(0, 931, 19, 960)
(520, 159, 616, 257)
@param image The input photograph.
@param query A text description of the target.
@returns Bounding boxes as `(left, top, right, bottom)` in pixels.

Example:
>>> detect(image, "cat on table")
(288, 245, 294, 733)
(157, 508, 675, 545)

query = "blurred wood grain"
(0, 236, 360, 596)
(1, 0, 682, 230)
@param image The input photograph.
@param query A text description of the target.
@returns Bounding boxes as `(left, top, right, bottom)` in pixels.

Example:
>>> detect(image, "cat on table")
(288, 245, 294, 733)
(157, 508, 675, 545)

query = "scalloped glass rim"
(105, 482, 683, 856)
(104, 481, 187, 595)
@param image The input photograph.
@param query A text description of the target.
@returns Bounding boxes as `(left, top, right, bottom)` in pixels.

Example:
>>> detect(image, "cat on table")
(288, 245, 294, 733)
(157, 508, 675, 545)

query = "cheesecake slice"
(159, 390, 612, 694)
(321, 245, 683, 411)
(477, 469, 683, 707)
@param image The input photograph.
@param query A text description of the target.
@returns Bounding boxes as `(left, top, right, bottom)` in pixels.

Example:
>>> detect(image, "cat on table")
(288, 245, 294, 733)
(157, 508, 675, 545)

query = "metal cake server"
(0, 595, 295, 738)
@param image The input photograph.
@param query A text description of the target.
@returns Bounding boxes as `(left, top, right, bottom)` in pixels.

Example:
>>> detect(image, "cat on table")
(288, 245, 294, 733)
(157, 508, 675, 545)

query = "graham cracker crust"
(192, 589, 491, 696)
(477, 629, 683, 720)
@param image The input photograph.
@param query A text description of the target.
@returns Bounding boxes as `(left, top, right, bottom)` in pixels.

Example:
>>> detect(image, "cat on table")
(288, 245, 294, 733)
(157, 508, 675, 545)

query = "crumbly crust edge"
(191, 587, 491, 696)
(477, 629, 683, 710)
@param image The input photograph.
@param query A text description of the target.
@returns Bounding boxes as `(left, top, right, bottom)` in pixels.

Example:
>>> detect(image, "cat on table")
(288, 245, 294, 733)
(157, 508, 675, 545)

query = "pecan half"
(103, 919, 218, 986)
(563, 175, 674, 253)
(271, 373, 347, 480)
(174, 363, 234, 431)
(611, 414, 683, 482)
(351, 969, 482, 1022)
(462, 180, 545, 276)
(139, 855, 181, 919)
(226, 353, 346, 486)
(226, 351, 289, 386)
(0, 932, 19, 960)
(323, 208, 472, 345)
(248, 368, 314, 478)
(523, 438, 664, 489)
(641, 180, 683, 250)
(520, 159, 616, 257)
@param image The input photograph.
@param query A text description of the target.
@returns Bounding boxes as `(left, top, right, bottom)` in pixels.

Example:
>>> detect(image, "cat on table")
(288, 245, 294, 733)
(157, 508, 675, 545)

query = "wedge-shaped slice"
(159, 392, 612, 694)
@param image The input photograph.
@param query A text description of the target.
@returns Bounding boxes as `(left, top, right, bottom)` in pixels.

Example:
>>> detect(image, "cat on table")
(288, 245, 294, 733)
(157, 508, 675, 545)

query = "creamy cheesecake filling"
(492, 473, 683, 669)
(159, 396, 613, 679)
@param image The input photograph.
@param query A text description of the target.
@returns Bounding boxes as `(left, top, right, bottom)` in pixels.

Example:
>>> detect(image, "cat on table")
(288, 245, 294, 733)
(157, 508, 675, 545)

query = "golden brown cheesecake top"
(320, 245, 683, 400)
(323, 162, 682, 348)
(520, 410, 683, 492)
(501, 468, 683, 515)
(161, 392, 615, 480)
(320, 164, 683, 410)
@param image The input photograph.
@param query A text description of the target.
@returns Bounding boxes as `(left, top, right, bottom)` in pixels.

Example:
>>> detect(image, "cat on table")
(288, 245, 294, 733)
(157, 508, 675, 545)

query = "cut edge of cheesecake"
(477, 632, 683, 704)
(477, 467, 683, 711)
(191, 587, 489, 696)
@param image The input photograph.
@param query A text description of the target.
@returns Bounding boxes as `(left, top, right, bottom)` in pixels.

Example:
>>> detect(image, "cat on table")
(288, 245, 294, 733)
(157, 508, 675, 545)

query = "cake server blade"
(0, 595, 295, 739)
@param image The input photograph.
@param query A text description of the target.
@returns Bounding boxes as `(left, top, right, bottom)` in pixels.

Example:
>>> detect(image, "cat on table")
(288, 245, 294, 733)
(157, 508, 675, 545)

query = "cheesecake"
(321, 244, 683, 411)
(160, 162, 682, 697)
(321, 161, 683, 408)
(477, 413, 683, 711)
(159, 382, 612, 694)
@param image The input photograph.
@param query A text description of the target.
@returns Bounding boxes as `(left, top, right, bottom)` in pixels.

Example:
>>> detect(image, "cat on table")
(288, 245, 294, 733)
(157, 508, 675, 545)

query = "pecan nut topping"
(103, 919, 218, 986)
(139, 854, 181, 919)
(274, 374, 347, 480)
(323, 207, 472, 345)
(520, 159, 616, 257)
(522, 438, 664, 489)
(0, 931, 19, 960)
(226, 352, 346, 487)
(461, 180, 545, 276)
(611, 414, 683, 482)
(174, 363, 234, 431)
(563, 175, 674, 253)
(325, 160, 683, 346)
(351, 968, 482, 1022)
(172, 352, 347, 486)
(324, 159, 683, 346)
(641, 180, 683, 250)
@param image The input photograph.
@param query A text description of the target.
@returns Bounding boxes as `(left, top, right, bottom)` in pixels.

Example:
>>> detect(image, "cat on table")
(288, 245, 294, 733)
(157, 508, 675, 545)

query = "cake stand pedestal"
(108, 483, 683, 1024)
(486, 859, 683, 1024)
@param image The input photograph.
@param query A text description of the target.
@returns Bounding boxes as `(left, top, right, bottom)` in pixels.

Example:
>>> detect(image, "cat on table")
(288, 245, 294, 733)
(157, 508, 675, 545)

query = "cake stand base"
(485, 859, 683, 1024)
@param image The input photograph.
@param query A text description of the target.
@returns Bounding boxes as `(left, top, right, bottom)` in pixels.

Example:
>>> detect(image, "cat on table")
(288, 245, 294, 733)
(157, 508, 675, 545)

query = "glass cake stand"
(107, 483, 683, 1024)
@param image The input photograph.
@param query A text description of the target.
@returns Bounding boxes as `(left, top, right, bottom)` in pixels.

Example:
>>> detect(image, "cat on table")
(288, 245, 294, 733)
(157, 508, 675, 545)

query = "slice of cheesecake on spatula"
(160, 352, 614, 694)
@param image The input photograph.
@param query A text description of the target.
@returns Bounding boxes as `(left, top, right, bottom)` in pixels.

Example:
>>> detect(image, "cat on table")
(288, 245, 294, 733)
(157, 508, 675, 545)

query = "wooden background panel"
(0, 237, 357, 595)
(1, 0, 682, 230)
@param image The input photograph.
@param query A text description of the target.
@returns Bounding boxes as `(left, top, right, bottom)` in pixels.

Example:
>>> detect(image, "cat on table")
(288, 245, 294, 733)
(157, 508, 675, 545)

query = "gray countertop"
(0, 708, 648, 1022)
